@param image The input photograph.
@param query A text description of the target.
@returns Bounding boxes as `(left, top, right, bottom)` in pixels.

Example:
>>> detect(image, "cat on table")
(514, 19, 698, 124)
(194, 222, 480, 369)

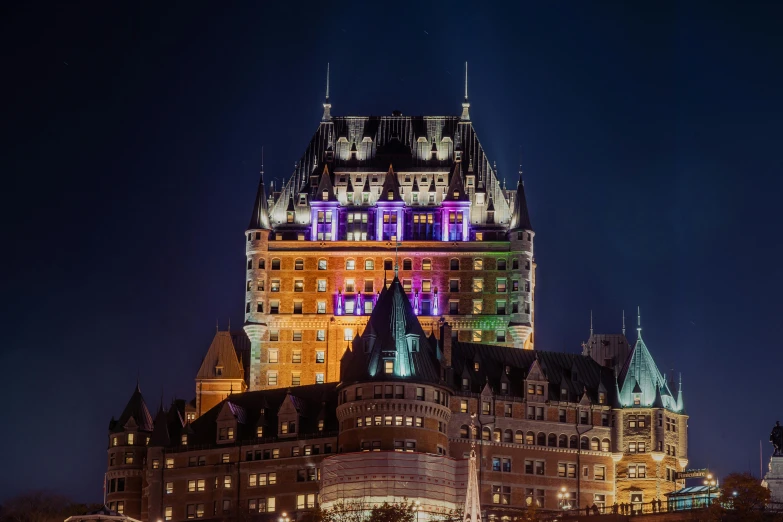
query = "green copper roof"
(617, 330, 681, 412)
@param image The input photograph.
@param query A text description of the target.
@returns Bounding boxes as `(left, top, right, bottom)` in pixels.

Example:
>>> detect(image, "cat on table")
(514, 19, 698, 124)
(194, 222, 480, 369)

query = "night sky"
(2, 1, 782, 503)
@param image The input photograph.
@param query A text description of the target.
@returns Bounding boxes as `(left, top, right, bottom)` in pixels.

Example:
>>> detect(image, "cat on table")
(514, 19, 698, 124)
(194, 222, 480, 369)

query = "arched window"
(482, 427, 491, 441)
(515, 430, 524, 444)
(503, 429, 513, 443)
(537, 432, 546, 446)
(581, 436, 589, 450)
(548, 433, 557, 447)
(570, 435, 578, 449)
(403, 258, 412, 271)
(247, 258, 253, 269)
(526, 431, 535, 445)
(450, 258, 460, 270)
(512, 258, 519, 270)
(258, 259, 265, 269)
(493, 428, 501, 442)
(346, 259, 356, 270)
(601, 438, 610, 452)
(559, 434, 568, 448)
(422, 258, 432, 270)
(364, 259, 374, 270)
(271, 258, 281, 270)
(459, 425, 469, 439)
(591, 437, 600, 451)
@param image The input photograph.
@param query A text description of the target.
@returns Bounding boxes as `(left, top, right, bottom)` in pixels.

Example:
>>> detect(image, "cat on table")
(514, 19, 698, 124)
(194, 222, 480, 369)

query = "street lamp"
(413, 500, 421, 522)
(557, 486, 571, 511)
(279, 512, 290, 522)
(703, 474, 717, 507)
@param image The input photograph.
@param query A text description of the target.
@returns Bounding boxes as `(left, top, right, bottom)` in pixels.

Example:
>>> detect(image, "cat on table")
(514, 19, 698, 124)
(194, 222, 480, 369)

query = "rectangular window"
(294, 279, 304, 292)
(267, 371, 277, 386)
(449, 279, 459, 292)
(269, 301, 279, 314)
(315, 373, 324, 384)
(595, 466, 606, 481)
(460, 400, 468, 413)
(472, 330, 482, 342)
(344, 328, 353, 341)
(293, 301, 302, 314)
(496, 279, 507, 293)
(472, 278, 484, 292)
(385, 360, 394, 374)
(164, 507, 172, 521)
(292, 372, 301, 386)
(268, 349, 278, 363)
(315, 350, 325, 363)
(292, 349, 302, 362)
(224, 476, 232, 488)
(449, 301, 459, 314)
(364, 280, 374, 292)
(317, 279, 327, 292)
(165, 458, 174, 469)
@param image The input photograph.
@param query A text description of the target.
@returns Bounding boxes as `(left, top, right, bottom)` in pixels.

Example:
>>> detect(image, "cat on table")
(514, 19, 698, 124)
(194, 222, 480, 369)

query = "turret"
(195, 330, 248, 417)
(106, 384, 153, 518)
(507, 169, 535, 349)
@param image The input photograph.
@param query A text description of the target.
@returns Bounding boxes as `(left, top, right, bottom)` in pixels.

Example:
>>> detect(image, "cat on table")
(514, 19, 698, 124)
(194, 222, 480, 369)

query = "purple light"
(355, 294, 362, 315)
(336, 291, 342, 315)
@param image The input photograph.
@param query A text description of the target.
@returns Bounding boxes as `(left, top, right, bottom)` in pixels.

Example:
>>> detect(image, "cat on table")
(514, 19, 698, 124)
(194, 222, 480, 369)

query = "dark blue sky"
(2, 1, 782, 503)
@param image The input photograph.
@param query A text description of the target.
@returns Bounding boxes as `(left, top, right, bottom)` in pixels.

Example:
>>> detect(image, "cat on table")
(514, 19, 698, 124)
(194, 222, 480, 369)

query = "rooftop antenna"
(261, 146, 264, 174)
(622, 309, 626, 335)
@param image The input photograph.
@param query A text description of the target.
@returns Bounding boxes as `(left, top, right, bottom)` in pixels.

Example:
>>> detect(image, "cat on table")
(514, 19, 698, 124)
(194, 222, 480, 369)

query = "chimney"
(441, 322, 453, 368)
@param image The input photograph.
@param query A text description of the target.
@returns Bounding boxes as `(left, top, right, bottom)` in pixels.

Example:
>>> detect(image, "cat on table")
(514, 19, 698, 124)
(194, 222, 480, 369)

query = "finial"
(227, 317, 231, 331)
(322, 63, 332, 122)
(136, 371, 140, 391)
(590, 310, 593, 337)
(261, 146, 264, 174)
(216, 319, 219, 333)
(637, 306, 642, 333)
(460, 61, 471, 121)
(622, 309, 626, 335)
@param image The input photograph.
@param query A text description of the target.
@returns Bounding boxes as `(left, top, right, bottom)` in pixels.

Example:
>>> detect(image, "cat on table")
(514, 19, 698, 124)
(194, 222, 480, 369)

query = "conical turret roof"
(509, 172, 532, 231)
(247, 168, 270, 230)
(111, 384, 154, 433)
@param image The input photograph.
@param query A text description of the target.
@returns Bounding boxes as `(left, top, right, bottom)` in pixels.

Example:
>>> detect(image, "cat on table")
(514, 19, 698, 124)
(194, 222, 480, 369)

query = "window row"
(244, 444, 333, 461)
(248, 257, 532, 272)
(355, 415, 425, 428)
(266, 371, 324, 386)
(458, 426, 611, 451)
(340, 385, 447, 405)
(110, 433, 149, 447)
(266, 348, 325, 364)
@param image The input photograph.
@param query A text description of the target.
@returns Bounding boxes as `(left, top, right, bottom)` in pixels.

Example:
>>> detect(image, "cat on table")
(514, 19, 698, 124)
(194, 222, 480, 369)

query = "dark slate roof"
(582, 333, 631, 371)
(110, 385, 154, 433)
(315, 166, 337, 201)
(509, 173, 533, 231)
(447, 341, 616, 403)
(247, 169, 270, 230)
(444, 163, 469, 201)
(379, 165, 403, 202)
(340, 277, 441, 385)
(182, 384, 339, 447)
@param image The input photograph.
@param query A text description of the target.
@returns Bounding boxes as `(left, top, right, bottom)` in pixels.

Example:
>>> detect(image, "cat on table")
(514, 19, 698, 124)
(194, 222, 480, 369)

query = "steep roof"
(444, 163, 469, 202)
(110, 384, 154, 433)
(379, 164, 403, 202)
(315, 165, 337, 202)
(247, 168, 270, 230)
(617, 330, 680, 411)
(340, 277, 441, 384)
(509, 173, 533, 231)
(181, 384, 339, 447)
(196, 331, 245, 381)
(448, 340, 615, 403)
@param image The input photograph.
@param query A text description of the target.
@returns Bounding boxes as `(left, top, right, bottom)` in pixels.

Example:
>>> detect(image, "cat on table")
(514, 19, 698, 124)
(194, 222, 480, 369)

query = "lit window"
(344, 329, 353, 341)
(346, 259, 356, 270)
(268, 349, 278, 363)
(316, 373, 324, 384)
(267, 371, 277, 386)
(365, 259, 374, 270)
(385, 360, 394, 374)
(472, 300, 483, 314)
(292, 372, 301, 386)
(292, 349, 302, 362)
(473, 258, 483, 270)
(422, 259, 432, 270)
(472, 330, 482, 342)
(318, 259, 327, 270)
(164, 507, 172, 521)
(317, 280, 327, 292)
(316, 330, 325, 342)
(165, 458, 174, 469)
(180, 435, 187, 446)
(124, 453, 134, 465)
(294, 259, 304, 270)
(472, 278, 484, 292)
(422, 280, 432, 292)
(127, 433, 134, 445)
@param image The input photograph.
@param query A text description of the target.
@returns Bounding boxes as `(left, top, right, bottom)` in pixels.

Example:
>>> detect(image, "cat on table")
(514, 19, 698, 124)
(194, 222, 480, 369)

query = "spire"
(380, 164, 403, 201)
(509, 168, 532, 231)
(322, 63, 332, 122)
(637, 306, 642, 336)
(444, 163, 469, 201)
(460, 62, 471, 121)
(590, 310, 594, 337)
(463, 417, 482, 522)
(247, 153, 271, 230)
(622, 309, 626, 336)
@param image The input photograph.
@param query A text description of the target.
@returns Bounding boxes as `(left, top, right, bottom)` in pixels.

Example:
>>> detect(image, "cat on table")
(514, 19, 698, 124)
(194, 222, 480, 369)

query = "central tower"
(243, 72, 535, 391)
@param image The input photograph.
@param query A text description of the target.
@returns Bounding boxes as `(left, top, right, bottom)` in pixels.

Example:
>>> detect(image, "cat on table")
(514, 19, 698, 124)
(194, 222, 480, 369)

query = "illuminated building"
(103, 69, 688, 520)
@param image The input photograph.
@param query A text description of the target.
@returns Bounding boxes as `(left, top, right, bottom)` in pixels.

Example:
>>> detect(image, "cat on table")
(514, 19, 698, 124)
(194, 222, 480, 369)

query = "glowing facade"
(243, 92, 535, 391)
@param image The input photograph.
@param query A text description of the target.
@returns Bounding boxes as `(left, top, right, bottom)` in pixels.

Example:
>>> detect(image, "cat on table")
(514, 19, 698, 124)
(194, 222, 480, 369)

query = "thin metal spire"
(464, 61, 468, 100)
(460, 61, 471, 121)
(622, 309, 626, 336)
(590, 310, 594, 337)
(637, 306, 642, 334)
(322, 63, 332, 121)
(261, 146, 264, 174)
(394, 241, 401, 277)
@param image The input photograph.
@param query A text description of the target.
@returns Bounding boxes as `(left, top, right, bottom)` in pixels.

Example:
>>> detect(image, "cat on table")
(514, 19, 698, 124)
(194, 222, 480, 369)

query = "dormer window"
(501, 382, 508, 393)
(299, 194, 307, 205)
(599, 392, 606, 404)
(476, 193, 485, 205)
(505, 365, 511, 375)
(410, 338, 419, 352)
(287, 211, 294, 223)
(633, 394, 641, 406)
(462, 378, 469, 390)
(487, 210, 495, 224)
(317, 420, 324, 431)
(322, 190, 329, 201)
(219, 427, 234, 441)
(127, 433, 134, 445)
(384, 360, 394, 374)
(474, 362, 480, 371)
(256, 427, 263, 437)
(453, 191, 459, 198)
(181, 434, 188, 446)
(215, 366, 223, 376)
(561, 388, 568, 398)
(387, 191, 394, 200)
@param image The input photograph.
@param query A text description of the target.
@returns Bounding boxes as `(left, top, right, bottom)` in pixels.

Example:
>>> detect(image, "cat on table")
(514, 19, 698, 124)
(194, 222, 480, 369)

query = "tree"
(0, 492, 100, 522)
(723, 472, 771, 512)
(368, 502, 414, 522)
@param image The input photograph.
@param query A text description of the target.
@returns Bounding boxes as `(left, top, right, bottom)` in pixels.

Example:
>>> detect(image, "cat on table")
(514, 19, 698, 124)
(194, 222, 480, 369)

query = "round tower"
(106, 384, 153, 518)
(507, 170, 535, 349)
